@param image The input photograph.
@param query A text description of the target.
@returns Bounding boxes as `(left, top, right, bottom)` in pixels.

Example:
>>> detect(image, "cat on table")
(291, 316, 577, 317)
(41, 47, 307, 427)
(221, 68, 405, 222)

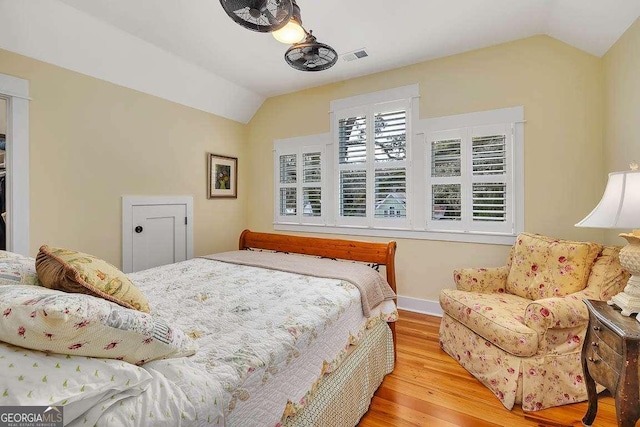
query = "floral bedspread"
(129, 257, 397, 427)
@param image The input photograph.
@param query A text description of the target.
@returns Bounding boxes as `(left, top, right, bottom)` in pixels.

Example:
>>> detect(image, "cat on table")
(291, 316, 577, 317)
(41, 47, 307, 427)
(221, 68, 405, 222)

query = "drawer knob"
(593, 326, 601, 331)
(588, 356, 599, 363)
(591, 342, 599, 347)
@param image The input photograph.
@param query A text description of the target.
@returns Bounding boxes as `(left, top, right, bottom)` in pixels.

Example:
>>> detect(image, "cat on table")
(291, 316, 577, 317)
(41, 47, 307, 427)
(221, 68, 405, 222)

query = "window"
(274, 134, 328, 225)
(273, 85, 523, 245)
(427, 124, 513, 234)
(336, 101, 410, 228)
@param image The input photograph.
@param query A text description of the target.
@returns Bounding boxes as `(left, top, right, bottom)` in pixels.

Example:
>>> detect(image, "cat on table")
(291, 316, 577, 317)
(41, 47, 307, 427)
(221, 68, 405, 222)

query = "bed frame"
(238, 229, 398, 354)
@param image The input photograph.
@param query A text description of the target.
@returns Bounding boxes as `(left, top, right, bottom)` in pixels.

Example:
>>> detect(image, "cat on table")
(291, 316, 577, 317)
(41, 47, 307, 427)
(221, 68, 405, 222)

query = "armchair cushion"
(440, 289, 538, 357)
(506, 233, 601, 300)
(453, 266, 509, 293)
(581, 246, 630, 301)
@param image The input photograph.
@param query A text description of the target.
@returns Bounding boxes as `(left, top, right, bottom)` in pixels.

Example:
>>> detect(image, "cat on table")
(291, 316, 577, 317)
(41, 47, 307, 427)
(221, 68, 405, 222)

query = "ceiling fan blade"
(263, 8, 280, 26)
(220, 0, 292, 32)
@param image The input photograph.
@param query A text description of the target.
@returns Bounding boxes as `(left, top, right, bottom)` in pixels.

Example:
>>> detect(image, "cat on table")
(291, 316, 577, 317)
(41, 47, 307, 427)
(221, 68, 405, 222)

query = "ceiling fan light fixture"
(272, 20, 305, 44)
(272, 0, 304, 44)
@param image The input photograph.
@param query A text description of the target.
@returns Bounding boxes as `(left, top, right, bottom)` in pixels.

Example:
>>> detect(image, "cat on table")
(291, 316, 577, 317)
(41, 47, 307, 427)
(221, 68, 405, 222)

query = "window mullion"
(296, 148, 303, 223)
(462, 129, 472, 231)
(366, 107, 375, 226)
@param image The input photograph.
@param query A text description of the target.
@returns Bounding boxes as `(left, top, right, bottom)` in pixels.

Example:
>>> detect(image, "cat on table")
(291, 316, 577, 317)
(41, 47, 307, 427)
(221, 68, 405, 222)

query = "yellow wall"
(0, 48, 248, 266)
(0, 30, 620, 304)
(603, 18, 640, 244)
(247, 35, 605, 302)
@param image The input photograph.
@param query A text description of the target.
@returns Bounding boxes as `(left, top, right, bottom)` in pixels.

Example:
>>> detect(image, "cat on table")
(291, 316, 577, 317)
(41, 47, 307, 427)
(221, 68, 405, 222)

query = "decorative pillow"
(36, 245, 149, 312)
(582, 246, 631, 301)
(0, 285, 197, 365)
(506, 233, 601, 300)
(0, 341, 152, 426)
(0, 250, 40, 286)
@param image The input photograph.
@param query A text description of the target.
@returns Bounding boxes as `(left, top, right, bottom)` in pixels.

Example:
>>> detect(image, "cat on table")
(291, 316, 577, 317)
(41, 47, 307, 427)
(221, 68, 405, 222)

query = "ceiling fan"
(285, 31, 338, 72)
(219, 0, 338, 72)
(219, 0, 293, 33)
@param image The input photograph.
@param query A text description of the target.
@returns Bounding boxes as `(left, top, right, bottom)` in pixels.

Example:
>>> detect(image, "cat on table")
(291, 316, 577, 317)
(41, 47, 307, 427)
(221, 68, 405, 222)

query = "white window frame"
(332, 86, 418, 230)
(274, 133, 329, 226)
(418, 106, 524, 244)
(426, 123, 514, 234)
(273, 87, 523, 246)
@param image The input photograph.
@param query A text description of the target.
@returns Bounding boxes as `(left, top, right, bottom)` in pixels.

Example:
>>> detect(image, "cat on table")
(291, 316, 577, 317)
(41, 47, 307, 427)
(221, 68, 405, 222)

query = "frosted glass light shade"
(273, 21, 305, 44)
(576, 170, 640, 229)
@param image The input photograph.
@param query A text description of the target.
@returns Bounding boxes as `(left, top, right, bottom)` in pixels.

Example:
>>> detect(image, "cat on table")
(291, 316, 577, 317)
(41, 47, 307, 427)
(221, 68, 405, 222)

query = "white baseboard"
(396, 296, 442, 317)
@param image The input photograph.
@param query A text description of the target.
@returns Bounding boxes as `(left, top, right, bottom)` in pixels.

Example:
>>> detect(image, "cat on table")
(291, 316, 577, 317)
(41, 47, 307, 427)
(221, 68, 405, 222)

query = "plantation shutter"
(302, 151, 322, 217)
(427, 130, 464, 230)
(274, 137, 326, 225)
(373, 109, 407, 221)
(427, 124, 513, 233)
(470, 124, 512, 233)
(338, 113, 367, 219)
(278, 154, 297, 217)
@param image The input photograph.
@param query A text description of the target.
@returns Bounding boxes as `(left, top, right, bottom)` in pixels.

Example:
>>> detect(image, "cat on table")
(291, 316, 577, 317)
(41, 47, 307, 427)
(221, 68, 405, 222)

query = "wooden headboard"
(238, 229, 397, 295)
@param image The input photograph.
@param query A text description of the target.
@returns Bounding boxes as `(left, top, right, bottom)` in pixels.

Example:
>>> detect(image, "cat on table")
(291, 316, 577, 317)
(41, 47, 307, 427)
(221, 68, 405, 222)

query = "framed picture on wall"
(208, 153, 238, 199)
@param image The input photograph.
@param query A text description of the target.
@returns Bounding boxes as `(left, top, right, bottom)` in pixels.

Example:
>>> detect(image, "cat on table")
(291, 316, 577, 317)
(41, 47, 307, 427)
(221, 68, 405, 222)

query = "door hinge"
(185, 217, 188, 225)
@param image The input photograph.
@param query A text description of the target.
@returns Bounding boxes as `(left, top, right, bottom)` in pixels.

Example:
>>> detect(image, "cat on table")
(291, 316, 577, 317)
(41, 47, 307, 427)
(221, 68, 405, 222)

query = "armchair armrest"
(453, 266, 509, 293)
(524, 295, 589, 334)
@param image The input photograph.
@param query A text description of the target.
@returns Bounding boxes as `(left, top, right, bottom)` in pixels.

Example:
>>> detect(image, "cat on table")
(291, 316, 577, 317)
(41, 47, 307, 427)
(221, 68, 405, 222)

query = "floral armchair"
(438, 233, 630, 411)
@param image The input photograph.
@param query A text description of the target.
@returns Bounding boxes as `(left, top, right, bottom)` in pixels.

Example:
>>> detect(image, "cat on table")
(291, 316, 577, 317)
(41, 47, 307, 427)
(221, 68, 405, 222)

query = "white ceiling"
(1, 1, 638, 123)
(55, 0, 640, 99)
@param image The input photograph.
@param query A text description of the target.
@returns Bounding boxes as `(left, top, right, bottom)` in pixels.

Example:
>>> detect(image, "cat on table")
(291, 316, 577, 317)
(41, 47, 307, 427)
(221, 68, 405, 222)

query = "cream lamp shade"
(576, 164, 640, 320)
(575, 169, 640, 229)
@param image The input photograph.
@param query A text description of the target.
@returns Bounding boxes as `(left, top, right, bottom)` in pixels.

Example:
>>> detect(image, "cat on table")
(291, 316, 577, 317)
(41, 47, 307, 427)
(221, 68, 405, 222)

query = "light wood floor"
(359, 310, 623, 427)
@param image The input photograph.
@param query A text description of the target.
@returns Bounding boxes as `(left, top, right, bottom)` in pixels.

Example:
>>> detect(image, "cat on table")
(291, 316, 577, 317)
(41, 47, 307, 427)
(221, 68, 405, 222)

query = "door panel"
(132, 204, 187, 272)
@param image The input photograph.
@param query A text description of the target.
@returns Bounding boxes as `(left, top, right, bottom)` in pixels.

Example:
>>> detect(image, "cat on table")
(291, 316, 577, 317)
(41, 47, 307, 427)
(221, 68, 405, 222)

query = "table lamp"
(576, 161, 640, 321)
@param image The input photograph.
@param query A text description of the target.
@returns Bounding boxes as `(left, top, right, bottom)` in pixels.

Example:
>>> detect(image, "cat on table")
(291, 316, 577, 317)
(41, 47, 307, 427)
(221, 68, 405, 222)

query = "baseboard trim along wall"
(396, 296, 443, 317)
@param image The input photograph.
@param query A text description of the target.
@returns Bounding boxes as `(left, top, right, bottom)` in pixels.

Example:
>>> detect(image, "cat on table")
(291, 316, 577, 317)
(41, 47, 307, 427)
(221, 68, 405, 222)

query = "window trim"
(418, 106, 524, 243)
(0, 73, 30, 255)
(274, 133, 330, 226)
(332, 86, 417, 229)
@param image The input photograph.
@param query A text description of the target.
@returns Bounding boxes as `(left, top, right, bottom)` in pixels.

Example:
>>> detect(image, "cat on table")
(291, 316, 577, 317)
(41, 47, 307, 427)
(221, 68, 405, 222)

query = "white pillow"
(0, 251, 40, 286)
(0, 285, 197, 365)
(0, 341, 152, 425)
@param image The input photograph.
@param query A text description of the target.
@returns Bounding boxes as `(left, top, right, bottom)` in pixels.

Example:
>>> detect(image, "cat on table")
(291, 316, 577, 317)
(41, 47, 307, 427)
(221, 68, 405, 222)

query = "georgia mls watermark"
(0, 406, 63, 427)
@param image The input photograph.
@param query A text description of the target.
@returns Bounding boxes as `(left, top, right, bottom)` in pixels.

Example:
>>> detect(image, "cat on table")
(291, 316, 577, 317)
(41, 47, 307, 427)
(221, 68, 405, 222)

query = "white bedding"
(128, 256, 397, 426)
(69, 357, 225, 427)
(0, 254, 397, 426)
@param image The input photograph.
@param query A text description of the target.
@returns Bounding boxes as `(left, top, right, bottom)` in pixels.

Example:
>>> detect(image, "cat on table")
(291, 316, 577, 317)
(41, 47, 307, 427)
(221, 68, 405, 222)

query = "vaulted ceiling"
(1, 0, 639, 123)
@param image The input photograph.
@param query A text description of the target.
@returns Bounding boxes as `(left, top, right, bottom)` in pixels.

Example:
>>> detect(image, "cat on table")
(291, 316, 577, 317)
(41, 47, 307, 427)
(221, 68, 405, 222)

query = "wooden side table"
(582, 299, 640, 427)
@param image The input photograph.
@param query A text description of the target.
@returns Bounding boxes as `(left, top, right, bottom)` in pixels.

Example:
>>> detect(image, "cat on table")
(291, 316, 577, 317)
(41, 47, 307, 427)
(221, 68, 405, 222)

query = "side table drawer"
(584, 343, 620, 391)
(591, 316, 623, 355)
(586, 333, 623, 374)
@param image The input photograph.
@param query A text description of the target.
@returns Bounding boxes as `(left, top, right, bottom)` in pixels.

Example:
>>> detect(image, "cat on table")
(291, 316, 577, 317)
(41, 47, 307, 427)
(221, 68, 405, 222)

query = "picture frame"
(207, 153, 237, 199)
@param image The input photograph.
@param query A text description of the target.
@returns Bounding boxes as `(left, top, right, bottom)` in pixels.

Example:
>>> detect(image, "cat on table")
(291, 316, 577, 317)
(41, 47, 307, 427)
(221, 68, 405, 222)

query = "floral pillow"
(36, 245, 149, 312)
(582, 245, 631, 301)
(0, 285, 197, 365)
(0, 341, 152, 426)
(506, 233, 601, 300)
(0, 251, 40, 286)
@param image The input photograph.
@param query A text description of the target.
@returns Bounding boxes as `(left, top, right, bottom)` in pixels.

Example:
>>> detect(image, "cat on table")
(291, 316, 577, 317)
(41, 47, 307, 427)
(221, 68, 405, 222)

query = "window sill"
(273, 223, 517, 245)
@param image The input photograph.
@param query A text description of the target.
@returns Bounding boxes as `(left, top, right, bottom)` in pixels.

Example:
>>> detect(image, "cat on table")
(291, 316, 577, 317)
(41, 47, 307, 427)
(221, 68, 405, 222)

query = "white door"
(132, 204, 187, 272)
(122, 196, 194, 273)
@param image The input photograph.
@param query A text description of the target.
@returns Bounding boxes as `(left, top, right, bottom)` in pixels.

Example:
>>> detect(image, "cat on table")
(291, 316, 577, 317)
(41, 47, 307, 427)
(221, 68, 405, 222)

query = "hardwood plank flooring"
(359, 310, 623, 427)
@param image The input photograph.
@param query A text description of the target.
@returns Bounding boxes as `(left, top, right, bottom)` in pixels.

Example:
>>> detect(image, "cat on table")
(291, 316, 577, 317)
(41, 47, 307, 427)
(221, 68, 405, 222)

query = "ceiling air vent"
(342, 48, 369, 62)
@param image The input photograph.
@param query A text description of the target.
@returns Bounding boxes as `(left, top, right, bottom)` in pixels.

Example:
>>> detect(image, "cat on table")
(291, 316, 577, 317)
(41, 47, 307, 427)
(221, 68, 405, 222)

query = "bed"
(0, 230, 398, 426)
